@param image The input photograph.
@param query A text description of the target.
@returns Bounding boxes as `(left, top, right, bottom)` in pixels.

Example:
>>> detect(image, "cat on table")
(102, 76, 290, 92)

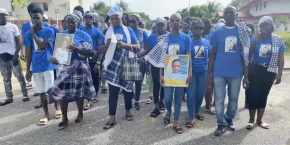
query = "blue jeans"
(164, 87, 185, 121)
(187, 71, 207, 119)
(214, 77, 242, 126)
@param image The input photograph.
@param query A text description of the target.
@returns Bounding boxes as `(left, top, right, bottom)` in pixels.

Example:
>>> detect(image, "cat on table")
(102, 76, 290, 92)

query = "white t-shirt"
(0, 23, 20, 55)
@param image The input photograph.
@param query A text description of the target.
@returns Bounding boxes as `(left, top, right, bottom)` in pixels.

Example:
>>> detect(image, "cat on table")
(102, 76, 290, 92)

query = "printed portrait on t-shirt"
(194, 46, 205, 58)
(225, 36, 237, 52)
(115, 33, 123, 41)
(0, 28, 7, 43)
(168, 44, 180, 55)
(259, 44, 271, 57)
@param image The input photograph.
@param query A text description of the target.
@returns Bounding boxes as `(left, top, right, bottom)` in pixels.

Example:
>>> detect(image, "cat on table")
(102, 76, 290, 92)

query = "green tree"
(116, 0, 130, 12)
(90, 2, 110, 17)
(203, 1, 222, 19)
(11, 0, 27, 27)
(274, 15, 290, 31)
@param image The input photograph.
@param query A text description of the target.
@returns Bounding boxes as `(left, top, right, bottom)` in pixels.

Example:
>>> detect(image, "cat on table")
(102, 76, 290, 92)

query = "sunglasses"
(193, 27, 204, 30)
(84, 16, 93, 20)
(129, 20, 137, 23)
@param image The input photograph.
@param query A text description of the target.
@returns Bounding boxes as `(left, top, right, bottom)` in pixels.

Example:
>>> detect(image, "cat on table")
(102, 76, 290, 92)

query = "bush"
(274, 32, 290, 55)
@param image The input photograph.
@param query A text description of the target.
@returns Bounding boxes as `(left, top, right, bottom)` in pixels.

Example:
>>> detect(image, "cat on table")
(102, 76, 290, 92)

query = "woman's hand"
(274, 75, 282, 85)
(49, 56, 59, 65)
(117, 41, 127, 49)
(94, 63, 100, 73)
(242, 77, 250, 89)
(25, 71, 32, 82)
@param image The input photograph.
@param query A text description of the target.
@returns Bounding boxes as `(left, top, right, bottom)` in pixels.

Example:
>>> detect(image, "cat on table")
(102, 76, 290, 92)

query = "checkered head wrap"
(73, 10, 83, 25)
(259, 16, 274, 29)
(155, 17, 167, 28)
(130, 13, 141, 21)
(65, 14, 81, 26)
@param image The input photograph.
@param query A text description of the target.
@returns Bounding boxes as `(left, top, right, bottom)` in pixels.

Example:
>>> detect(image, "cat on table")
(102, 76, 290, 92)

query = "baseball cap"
(0, 8, 8, 15)
(43, 14, 48, 20)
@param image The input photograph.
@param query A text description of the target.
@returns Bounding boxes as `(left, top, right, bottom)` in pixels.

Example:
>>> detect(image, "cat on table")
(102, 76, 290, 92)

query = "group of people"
(0, 3, 286, 137)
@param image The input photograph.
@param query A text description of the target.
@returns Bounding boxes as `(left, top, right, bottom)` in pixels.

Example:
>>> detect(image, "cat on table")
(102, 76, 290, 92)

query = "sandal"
(103, 121, 117, 130)
(163, 112, 171, 124)
(159, 103, 165, 111)
(145, 97, 153, 104)
(246, 123, 254, 130)
(83, 104, 91, 111)
(125, 114, 134, 121)
(205, 107, 215, 115)
(75, 119, 83, 126)
(196, 114, 204, 121)
(173, 125, 183, 134)
(39, 117, 49, 125)
(55, 110, 62, 119)
(257, 122, 270, 129)
(58, 121, 68, 130)
(150, 108, 160, 118)
(185, 120, 196, 128)
(92, 98, 99, 103)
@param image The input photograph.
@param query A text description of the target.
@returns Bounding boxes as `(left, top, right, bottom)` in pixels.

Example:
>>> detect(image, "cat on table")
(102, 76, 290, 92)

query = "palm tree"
(203, 1, 222, 19)
(90, 2, 110, 17)
(116, 0, 130, 12)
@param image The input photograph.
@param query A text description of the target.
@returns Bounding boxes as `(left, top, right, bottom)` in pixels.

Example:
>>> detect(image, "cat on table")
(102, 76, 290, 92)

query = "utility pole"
(188, 0, 190, 17)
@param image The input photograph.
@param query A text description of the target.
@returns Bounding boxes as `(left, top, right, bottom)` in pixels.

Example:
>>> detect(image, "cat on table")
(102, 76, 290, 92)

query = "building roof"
(241, 13, 290, 24)
(216, 11, 252, 18)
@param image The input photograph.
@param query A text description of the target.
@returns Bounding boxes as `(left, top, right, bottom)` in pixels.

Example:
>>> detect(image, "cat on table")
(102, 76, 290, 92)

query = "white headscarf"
(107, 6, 123, 18)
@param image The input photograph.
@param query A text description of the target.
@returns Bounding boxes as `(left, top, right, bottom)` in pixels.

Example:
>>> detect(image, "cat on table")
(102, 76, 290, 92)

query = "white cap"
(0, 8, 8, 15)
(43, 14, 48, 20)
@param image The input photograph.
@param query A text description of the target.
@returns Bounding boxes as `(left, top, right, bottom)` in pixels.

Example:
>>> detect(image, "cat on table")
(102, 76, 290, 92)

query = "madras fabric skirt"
(245, 63, 276, 110)
(47, 60, 96, 102)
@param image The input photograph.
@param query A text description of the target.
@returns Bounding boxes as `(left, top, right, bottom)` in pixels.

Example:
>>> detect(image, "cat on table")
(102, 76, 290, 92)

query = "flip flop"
(92, 98, 99, 103)
(185, 120, 195, 128)
(39, 118, 49, 125)
(83, 104, 91, 111)
(196, 114, 204, 121)
(125, 114, 134, 121)
(246, 123, 254, 130)
(145, 97, 153, 104)
(257, 122, 270, 129)
(173, 125, 183, 134)
(55, 110, 62, 119)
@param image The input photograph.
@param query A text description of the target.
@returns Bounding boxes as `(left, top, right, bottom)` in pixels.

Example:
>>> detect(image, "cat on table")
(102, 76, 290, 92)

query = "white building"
(217, 0, 290, 33)
(2, 0, 89, 23)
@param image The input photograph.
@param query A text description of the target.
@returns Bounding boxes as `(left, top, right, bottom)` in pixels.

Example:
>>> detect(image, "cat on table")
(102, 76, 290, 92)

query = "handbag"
(120, 48, 146, 81)
(0, 53, 13, 62)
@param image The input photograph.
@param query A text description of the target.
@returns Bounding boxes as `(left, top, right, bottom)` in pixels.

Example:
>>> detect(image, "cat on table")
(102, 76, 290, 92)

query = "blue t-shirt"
(189, 33, 212, 41)
(167, 32, 191, 55)
(191, 38, 211, 72)
(61, 29, 93, 61)
(251, 37, 286, 64)
(49, 25, 60, 49)
(210, 26, 244, 78)
(21, 22, 49, 36)
(147, 33, 158, 50)
(113, 27, 138, 47)
(133, 29, 148, 53)
(79, 25, 104, 51)
(23, 27, 56, 73)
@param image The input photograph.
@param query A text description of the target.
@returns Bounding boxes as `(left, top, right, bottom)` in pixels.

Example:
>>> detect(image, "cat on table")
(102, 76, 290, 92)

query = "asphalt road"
(1, 72, 290, 145)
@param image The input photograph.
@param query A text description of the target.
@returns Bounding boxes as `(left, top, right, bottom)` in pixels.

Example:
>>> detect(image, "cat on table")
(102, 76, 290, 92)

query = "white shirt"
(0, 23, 20, 54)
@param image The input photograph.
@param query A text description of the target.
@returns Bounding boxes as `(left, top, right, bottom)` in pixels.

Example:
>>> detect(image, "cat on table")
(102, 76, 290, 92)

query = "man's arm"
(26, 46, 32, 72)
(31, 32, 50, 50)
(14, 36, 22, 57)
(277, 52, 284, 78)
(207, 46, 217, 77)
(186, 51, 192, 76)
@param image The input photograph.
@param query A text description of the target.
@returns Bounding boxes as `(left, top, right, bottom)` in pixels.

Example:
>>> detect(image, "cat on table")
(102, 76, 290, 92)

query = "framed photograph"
(53, 33, 73, 65)
(164, 55, 189, 87)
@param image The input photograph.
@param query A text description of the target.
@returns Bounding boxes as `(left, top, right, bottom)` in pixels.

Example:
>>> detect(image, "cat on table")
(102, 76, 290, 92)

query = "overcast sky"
(89, 0, 232, 19)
